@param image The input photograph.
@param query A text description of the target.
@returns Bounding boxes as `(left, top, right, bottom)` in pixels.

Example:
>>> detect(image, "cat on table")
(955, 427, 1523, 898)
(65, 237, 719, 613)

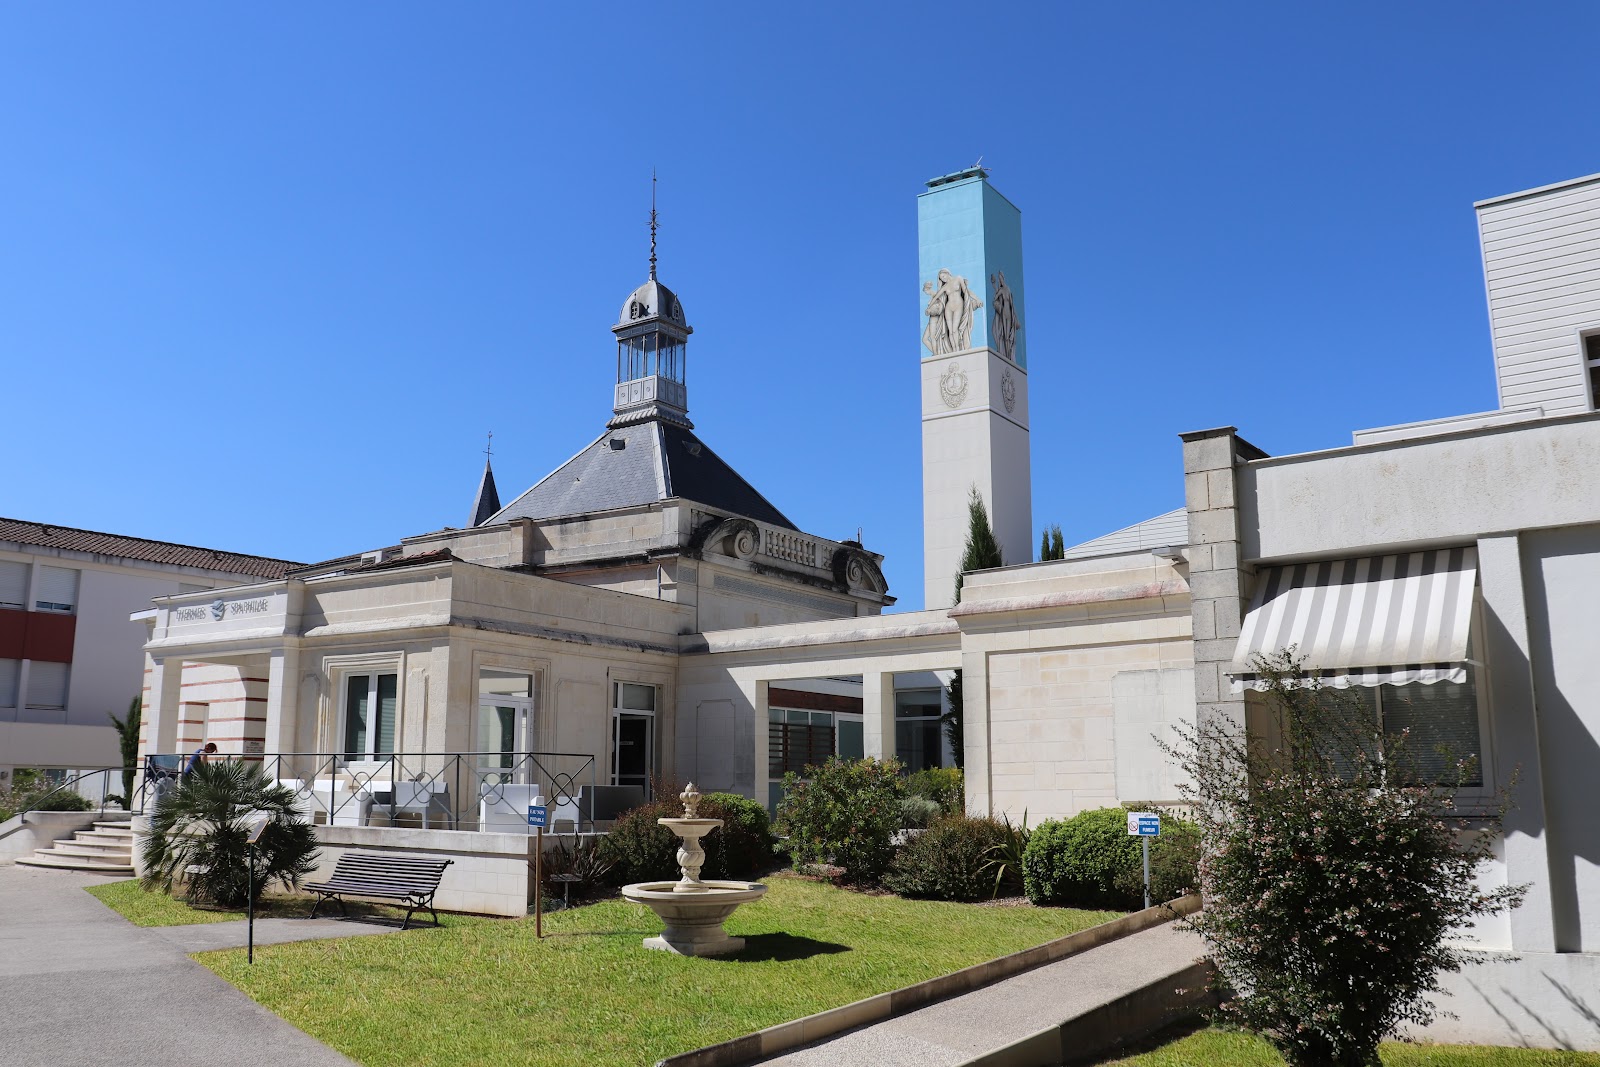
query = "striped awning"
(1228, 546, 1478, 693)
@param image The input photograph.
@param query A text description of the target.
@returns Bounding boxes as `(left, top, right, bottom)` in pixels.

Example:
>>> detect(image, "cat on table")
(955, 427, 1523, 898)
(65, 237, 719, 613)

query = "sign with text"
(1127, 811, 1160, 837)
(526, 805, 548, 829)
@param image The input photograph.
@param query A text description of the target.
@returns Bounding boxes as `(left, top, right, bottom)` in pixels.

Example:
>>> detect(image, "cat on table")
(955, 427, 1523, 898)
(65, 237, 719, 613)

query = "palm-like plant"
(140, 759, 318, 908)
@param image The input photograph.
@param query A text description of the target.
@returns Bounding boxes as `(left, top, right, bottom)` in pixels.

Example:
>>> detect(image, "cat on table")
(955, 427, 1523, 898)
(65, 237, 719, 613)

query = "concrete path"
(755, 919, 1206, 1067)
(0, 864, 395, 1067)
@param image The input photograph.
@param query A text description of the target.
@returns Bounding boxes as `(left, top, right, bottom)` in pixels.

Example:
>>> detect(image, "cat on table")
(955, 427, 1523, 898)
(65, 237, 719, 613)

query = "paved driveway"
(0, 864, 390, 1067)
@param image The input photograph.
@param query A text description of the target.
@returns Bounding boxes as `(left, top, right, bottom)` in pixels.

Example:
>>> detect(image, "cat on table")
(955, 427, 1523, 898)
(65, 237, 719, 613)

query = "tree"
(1038, 524, 1065, 561)
(108, 696, 141, 807)
(945, 487, 1004, 769)
(140, 759, 318, 909)
(1165, 651, 1525, 1067)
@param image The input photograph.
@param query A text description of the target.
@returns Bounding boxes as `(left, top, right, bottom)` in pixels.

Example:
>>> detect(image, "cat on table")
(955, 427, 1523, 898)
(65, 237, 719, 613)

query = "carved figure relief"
(922, 269, 983, 355)
(939, 362, 969, 408)
(1001, 368, 1016, 414)
(990, 270, 1020, 362)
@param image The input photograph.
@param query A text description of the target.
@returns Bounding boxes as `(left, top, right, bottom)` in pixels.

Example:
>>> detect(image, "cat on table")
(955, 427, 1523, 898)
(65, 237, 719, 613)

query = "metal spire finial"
(484, 431, 493, 462)
(649, 170, 658, 281)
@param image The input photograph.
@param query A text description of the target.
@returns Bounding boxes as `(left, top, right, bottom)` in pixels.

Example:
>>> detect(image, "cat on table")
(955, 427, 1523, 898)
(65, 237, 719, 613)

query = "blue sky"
(4, 4, 1598, 610)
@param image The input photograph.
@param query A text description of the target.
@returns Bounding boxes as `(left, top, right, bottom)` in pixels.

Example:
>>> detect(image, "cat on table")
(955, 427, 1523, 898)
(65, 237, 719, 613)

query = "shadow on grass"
(1076, 1018, 1213, 1063)
(725, 932, 851, 963)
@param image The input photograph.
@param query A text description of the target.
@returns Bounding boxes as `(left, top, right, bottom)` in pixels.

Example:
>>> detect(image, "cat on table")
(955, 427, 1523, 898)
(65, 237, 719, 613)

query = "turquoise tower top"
(916, 167, 1027, 369)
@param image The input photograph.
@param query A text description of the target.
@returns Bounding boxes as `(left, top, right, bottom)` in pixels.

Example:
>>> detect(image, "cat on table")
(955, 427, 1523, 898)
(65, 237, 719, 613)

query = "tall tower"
(610, 188, 693, 429)
(918, 167, 1032, 609)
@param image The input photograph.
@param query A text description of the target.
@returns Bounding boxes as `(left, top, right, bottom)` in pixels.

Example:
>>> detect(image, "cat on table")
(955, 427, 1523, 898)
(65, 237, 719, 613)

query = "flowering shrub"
(774, 757, 905, 884)
(1166, 651, 1525, 1067)
(905, 766, 965, 814)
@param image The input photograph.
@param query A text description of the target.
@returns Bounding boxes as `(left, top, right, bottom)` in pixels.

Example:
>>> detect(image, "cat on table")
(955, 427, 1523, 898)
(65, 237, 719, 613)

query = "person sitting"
(182, 742, 217, 780)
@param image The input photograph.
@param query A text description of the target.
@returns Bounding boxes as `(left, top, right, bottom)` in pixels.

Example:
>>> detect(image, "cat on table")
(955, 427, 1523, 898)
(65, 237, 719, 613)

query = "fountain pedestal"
(620, 783, 768, 956)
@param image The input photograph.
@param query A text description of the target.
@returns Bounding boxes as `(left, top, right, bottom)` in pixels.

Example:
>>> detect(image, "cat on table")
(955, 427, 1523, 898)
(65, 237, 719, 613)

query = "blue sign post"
(528, 804, 549, 938)
(1127, 811, 1161, 909)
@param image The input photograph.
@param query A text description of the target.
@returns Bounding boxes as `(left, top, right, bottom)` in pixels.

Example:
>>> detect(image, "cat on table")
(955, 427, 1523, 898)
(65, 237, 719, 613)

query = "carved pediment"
(688, 516, 760, 561)
(831, 547, 888, 596)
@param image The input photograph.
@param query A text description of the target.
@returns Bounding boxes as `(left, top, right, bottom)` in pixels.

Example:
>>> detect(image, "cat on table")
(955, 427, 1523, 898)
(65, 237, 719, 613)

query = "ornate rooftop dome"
(616, 278, 687, 329)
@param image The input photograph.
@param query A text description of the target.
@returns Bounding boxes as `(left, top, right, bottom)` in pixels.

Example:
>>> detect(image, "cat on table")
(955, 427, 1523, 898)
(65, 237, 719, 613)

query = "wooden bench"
(306, 852, 453, 929)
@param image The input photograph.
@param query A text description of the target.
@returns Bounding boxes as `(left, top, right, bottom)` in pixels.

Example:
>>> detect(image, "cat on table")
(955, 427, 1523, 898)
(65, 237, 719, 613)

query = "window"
(768, 708, 836, 777)
(478, 671, 534, 775)
(1586, 332, 1600, 410)
(895, 688, 944, 773)
(25, 660, 69, 712)
(611, 682, 657, 794)
(34, 566, 77, 613)
(0, 561, 26, 610)
(0, 658, 18, 710)
(1315, 679, 1483, 786)
(342, 673, 397, 761)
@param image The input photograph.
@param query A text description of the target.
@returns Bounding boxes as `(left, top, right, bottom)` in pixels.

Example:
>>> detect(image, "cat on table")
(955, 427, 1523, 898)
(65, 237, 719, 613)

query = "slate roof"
(0, 517, 301, 580)
(486, 421, 795, 530)
(1060, 508, 1188, 561)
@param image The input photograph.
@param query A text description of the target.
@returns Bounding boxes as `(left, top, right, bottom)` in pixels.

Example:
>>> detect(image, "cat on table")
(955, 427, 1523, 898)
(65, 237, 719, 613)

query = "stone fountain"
(620, 783, 768, 956)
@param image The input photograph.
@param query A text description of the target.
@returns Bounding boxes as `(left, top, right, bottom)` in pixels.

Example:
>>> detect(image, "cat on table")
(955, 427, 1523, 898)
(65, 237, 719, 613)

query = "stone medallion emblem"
(939, 362, 969, 408)
(210, 598, 226, 621)
(1001, 368, 1016, 413)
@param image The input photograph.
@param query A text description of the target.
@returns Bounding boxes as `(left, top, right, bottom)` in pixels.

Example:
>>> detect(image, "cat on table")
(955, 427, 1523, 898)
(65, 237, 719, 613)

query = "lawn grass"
(1098, 1025, 1600, 1066)
(86, 878, 400, 927)
(195, 873, 1120, 1067)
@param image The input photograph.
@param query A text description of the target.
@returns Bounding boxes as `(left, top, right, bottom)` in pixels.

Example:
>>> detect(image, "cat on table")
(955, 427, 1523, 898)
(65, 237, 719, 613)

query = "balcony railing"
(133, 751, 625, 834)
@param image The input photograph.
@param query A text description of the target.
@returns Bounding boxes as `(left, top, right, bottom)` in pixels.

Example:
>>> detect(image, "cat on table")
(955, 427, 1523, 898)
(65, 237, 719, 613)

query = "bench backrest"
(329, 851, 452, 892)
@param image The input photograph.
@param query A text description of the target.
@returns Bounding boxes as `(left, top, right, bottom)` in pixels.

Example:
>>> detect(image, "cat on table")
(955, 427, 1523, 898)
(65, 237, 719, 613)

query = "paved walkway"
(755, 919, 1206, 1066)
(0, 864, 395, 1067)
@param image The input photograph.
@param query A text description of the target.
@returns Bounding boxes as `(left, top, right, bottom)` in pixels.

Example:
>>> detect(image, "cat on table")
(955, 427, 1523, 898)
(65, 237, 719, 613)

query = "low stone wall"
(0, 811, 107, 863)
(309, 825, 536, 918)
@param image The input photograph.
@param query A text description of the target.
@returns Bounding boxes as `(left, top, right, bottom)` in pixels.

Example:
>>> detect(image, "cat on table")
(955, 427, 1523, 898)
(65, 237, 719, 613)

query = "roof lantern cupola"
(610, 178, 693, 430)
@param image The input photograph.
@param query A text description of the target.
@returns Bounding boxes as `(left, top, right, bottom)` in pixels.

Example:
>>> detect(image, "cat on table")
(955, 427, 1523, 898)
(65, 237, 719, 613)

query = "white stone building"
(0, 519, 297, 785)
(1183, 171, 1600, 1049)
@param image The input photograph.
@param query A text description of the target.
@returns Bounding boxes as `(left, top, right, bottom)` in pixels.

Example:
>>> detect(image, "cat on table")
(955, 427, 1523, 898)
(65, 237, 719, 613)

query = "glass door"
(478, 696, 536, 785)
(611, 681, 657, 798)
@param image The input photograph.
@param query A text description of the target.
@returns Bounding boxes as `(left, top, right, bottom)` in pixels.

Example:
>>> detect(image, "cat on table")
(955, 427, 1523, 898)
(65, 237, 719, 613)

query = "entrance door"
(478, 696, 536, 785)
(612, 713, 654, 796)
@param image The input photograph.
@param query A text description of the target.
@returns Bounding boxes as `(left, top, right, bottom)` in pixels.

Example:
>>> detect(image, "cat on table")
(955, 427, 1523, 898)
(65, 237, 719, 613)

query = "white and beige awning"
(1228, 546, 1478, 692)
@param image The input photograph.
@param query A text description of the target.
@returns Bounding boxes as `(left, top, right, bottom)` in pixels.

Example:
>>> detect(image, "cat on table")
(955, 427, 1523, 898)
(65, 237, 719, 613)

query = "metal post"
(247, 845, 256, 964)
(1142, 836, 1151, 911)
(535, 825, 543, 939)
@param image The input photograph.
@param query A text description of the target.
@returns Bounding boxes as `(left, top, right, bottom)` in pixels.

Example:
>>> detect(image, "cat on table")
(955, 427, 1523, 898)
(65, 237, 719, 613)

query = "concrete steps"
(15, 818, 135, 875)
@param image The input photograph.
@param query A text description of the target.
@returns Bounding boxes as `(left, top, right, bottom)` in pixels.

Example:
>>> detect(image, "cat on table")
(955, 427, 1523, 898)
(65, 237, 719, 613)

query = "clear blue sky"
(4, 4, 1598, 610)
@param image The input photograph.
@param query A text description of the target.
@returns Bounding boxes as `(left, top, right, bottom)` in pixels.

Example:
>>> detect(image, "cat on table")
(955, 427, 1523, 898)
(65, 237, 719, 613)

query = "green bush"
(1023, 807, 1143, 909)
(25, 790, 94, 813)
(600, 790, 778, 886)
(883, 815, 1011, 901)
(1113, 815, 1201, 904)
(898, 795, 942, 830)
(775, 757, 905, 884)
(906, 767, 964, 814)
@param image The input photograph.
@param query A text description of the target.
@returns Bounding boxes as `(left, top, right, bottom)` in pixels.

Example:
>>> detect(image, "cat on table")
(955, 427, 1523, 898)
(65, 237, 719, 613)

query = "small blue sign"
(1136, 816, 1160, 837)
(526, 805, 548, 828)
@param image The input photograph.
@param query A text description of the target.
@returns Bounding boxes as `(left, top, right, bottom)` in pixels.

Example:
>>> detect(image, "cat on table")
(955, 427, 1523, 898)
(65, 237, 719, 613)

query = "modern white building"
(0, 519, 297, 785)
(1183, 171, 1600, 1049)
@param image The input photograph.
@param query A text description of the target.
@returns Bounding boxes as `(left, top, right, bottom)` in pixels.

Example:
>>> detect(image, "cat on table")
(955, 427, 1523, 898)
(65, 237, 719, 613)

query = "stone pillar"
(959, 645, 991, 817)
(861, 672, 896, 762)
(1179, 426, 1267, 735)
(740, 677, 770, 808)
(262, 647, 299, 761)
(1478, 534, 1558, 952)
(141, 655, 183, 761)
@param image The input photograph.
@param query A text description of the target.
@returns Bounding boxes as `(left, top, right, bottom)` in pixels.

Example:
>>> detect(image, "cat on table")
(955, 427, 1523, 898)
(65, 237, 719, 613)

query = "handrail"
(11, 766, 127, 823)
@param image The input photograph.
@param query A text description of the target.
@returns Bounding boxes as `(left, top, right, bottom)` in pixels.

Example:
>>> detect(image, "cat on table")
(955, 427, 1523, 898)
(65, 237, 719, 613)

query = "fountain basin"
(621, 880, 768, 956)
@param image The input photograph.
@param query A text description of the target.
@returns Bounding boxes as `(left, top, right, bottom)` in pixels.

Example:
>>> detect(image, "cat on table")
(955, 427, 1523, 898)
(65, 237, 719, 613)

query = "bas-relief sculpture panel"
(922, 269, 982, 355)
(990, 270, 1019, 363)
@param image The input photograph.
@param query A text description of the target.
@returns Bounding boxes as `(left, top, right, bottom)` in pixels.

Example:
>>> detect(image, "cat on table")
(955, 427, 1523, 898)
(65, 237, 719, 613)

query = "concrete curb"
(654, 893, 1202, 1067)
(957, 959, 1218, 1067)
